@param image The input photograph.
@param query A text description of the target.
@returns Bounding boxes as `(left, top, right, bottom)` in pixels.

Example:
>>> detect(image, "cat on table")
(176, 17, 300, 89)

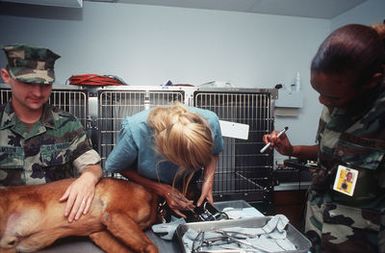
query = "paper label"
(219, 120, 249, 140)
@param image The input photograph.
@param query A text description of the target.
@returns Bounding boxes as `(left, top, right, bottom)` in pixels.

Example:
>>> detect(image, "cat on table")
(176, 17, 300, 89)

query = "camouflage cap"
(2, 44, 61, 85)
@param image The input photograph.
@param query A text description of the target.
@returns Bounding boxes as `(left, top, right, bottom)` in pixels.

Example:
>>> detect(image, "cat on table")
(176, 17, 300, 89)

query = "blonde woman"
(105, 103, 224, 218)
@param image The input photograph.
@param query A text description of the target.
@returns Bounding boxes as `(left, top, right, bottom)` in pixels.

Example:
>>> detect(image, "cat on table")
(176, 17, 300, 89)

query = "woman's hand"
(197, 156, 218, 207)
(59, 165, 102, 222)
(162, 185, 195, 218)
(198, 177, 214, 205)
(121, 169, 194, 218)
(263, 131, 293, 156)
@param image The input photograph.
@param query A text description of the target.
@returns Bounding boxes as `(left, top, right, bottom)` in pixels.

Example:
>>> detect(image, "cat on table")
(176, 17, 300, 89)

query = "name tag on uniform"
(333, 165, 358, 196)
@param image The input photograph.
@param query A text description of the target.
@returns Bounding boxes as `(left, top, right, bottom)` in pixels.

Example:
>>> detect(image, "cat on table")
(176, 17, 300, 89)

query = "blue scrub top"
(104, 107, 224, 183)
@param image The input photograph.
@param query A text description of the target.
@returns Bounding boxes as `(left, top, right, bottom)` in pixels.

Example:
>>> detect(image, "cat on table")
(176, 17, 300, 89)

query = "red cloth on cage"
(67, 74, 126, 86)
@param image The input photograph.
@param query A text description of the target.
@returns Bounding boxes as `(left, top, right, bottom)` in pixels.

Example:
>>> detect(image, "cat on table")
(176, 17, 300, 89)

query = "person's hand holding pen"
(261, 127, 294, 156)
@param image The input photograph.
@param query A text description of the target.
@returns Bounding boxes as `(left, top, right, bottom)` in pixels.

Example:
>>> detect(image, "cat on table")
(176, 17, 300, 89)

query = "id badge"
(333, 165, 359, 196)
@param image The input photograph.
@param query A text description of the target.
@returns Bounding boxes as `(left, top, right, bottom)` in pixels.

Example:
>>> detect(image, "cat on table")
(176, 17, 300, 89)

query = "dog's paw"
(143, 244, 158, 253)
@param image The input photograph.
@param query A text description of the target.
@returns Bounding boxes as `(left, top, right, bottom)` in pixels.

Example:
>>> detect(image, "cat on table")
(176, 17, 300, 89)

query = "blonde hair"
(148, 103, 214, 194)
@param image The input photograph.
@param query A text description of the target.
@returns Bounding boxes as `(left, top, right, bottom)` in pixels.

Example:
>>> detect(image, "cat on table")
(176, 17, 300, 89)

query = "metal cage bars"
(0, 89, 87, 126)
(0, 87, 275, 204)
(97, 89, 185, 170)
(193, 91, 274, 201)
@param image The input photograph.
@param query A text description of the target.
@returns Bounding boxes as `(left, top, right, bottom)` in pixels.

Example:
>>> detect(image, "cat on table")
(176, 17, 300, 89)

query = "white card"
(219, 120, 249, 140)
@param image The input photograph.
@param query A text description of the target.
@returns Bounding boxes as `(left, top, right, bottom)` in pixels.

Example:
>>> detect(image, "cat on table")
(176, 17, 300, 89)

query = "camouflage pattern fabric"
(0, 102, 98, 186)
(2, 44, 60, 85)
(305, 190, 383, 253)
(305, 85, 385, 253)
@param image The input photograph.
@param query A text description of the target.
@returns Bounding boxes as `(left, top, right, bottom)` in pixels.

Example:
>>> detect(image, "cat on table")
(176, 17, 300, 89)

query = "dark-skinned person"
(263, 23, 385, 253)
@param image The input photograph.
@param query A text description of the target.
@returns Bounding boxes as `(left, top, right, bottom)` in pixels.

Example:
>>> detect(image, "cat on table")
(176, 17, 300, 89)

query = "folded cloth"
(151, 218, 186, 240)
(222, 207, 264, 219)
(262, 214, 289, 234)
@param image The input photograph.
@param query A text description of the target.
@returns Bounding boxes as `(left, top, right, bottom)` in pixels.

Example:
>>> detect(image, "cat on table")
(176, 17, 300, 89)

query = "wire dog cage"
(97, 89, 185, 168)
(0, 88, 88, 126)
(193, 89, 275, 207)
(0, 86, 277, 211)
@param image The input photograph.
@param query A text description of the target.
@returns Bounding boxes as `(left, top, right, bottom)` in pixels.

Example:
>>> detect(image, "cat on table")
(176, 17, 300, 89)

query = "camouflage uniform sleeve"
(316, 106, 331, 144)
(73, 149, 101, 173)
(63, 114, 101, 173)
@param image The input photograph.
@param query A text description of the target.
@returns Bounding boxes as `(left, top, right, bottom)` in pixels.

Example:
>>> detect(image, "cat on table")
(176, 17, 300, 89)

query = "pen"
(260, 126, 289, 153)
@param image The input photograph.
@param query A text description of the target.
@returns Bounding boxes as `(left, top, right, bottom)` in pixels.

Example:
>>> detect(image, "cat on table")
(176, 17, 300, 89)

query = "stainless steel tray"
(175, 216, 311, 253)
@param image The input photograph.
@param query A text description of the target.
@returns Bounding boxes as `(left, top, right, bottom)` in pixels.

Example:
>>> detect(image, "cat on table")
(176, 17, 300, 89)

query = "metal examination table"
(38, 200, 262, 253)
(38, 231, 179, 253)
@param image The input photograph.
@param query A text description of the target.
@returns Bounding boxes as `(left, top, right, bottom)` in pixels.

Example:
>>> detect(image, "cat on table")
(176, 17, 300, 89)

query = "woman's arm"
(197, 155, 218, 207)
(120, 169, 195, 218)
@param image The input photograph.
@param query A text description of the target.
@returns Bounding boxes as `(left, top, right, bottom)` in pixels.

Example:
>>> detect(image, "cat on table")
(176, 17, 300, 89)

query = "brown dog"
(0, 178, 159, 253)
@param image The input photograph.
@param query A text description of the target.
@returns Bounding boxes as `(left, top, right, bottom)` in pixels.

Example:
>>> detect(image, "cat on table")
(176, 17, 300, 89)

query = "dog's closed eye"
(6, 238, 17, 246)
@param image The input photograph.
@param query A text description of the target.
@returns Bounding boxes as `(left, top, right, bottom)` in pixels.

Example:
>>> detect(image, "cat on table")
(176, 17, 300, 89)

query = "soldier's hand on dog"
(163, 186, 195, 218)
(59, 171, 99, 222)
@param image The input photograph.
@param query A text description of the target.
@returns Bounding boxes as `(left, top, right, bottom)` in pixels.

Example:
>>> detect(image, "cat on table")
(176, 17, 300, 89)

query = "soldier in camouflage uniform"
(263, 23, 385, 252)
(0, 44, 103, 223)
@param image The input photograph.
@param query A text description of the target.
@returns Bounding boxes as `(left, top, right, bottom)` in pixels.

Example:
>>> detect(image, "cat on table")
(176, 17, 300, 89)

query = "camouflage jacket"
(314, 85, 385, 209)
(0, 101, 100, 186)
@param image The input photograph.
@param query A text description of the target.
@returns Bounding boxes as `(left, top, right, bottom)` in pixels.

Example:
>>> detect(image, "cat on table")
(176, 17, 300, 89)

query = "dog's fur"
(0, 178, 159, 253)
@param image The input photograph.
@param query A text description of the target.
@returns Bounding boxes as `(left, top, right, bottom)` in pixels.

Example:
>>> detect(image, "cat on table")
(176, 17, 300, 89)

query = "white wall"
(331, 0, 385, 29)
(0, 2, 329, 87)
(0, 2, 329, 157)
